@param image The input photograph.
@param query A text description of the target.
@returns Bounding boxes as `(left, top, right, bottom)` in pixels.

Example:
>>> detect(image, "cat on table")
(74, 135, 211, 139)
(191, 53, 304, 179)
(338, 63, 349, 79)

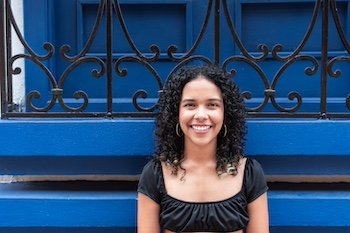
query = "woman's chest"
(164, 173, 243, 202)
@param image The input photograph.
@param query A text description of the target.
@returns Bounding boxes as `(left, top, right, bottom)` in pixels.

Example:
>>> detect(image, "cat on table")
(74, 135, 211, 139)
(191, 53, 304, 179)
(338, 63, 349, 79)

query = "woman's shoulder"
(138, 158, 163, 204)
(140, 158, 161, 175)
(244, 157, 266, 179)
(243, 157, 268, 203)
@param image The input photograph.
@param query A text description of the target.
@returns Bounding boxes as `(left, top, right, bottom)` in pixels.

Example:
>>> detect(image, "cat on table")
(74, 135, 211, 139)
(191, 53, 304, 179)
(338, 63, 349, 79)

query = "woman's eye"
(208, 103, 219, 108)
(184, 103, 195, 108)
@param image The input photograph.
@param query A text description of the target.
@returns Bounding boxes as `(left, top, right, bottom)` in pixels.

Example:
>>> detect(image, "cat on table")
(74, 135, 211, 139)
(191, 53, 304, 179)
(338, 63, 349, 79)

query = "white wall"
(11, 0, 25, 111)
(0, 0, 25, 112)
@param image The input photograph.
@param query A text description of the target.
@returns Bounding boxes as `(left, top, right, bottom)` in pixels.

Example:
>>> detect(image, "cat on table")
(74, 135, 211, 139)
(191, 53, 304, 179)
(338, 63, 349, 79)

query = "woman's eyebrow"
(207, 98, 223, 102)
(181, 98, 222, 103)
(181, 98, 195, 103)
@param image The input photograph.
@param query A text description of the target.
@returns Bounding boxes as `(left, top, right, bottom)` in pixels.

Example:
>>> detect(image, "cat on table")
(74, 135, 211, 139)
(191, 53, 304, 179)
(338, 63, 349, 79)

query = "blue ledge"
(246, 120, 350, 156)
(0, 119, 349, 176)
(269, 191, 350, 227)
(0, 182, 137, 228)
(0, 228, 134, 233)
(1, 119, 349, 156)
(0, 184, 349, 231)
(0, 119, 155, 157)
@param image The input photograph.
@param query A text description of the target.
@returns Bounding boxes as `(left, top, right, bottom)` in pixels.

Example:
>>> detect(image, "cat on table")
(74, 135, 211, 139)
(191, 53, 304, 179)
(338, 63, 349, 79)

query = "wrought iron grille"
(0, 0, 350, 119)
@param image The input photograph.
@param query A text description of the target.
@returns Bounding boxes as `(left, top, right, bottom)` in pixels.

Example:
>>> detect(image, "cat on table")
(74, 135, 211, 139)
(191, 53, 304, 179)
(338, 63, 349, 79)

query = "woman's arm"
(246, 192, 269, 233)
(137, 192, 161, 233)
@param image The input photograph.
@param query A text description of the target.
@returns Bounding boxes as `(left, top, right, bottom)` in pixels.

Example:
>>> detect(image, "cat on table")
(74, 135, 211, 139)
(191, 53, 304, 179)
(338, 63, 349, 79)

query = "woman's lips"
(191, 125, 212, 132)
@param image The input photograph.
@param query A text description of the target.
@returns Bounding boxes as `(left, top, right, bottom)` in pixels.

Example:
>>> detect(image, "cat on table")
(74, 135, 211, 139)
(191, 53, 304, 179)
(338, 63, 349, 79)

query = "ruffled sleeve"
(137, 160, 162, 204)
(244, 158, 268, 203)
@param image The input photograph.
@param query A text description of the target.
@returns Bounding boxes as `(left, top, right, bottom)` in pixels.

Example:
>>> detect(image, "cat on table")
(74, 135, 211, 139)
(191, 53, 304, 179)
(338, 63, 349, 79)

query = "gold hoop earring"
(176, 123, 183, 137)
(223, 124, 227, 137)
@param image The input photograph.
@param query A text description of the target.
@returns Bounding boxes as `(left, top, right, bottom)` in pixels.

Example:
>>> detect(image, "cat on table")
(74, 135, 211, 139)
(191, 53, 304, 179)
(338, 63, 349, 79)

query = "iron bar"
(320, 0, 329, 119)
(106, 0, 113, 115)
(0, 0, 6, 118)
(214, 0, 220, 65)
(5, 0, 11, 112)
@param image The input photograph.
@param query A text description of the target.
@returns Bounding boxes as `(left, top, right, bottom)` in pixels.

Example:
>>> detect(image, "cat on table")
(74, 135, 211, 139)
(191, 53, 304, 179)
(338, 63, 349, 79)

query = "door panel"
(20, 0, 350, 115)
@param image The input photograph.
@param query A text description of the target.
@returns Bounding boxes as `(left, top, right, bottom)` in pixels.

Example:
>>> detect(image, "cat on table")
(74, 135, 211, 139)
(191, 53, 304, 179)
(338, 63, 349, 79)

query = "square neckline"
(158, 157, 249, 204)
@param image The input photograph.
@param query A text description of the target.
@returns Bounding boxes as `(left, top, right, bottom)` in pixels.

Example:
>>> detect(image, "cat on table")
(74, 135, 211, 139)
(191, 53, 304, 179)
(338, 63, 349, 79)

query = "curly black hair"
(155, 65, 247, 176)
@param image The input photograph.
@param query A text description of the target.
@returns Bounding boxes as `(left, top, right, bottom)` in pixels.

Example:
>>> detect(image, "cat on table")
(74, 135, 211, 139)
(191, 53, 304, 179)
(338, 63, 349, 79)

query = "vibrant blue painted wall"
(1, 119, 350, 233)
(1, 119, 350, 175)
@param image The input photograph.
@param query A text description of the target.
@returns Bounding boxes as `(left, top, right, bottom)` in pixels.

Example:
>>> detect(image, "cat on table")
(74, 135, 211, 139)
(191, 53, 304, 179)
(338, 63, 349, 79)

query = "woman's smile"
(190, 124, 212, 132)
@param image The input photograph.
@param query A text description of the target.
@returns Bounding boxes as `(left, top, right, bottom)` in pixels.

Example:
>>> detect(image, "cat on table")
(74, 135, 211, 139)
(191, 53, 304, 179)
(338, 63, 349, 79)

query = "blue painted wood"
(257, 156, 350, 176)
(0, 119, 350, 175)
(270, 227, 350, 233)
(0, 228, 339, 233)
(0, 228, 134, 233)
(0, 156, 148, 176)
(9, 227, 347, 233)
(1, 119, 350, 157)
(0, 119, 155, 156)
(246, 120, 350, 156)
(269, 191, 350, 227)
(0, 183, 137, 228)
(0, 185, 349, 232)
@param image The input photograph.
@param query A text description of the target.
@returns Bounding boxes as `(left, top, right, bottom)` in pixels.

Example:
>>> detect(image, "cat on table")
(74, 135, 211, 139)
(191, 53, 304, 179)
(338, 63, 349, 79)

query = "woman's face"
(179, 76, 224, 148)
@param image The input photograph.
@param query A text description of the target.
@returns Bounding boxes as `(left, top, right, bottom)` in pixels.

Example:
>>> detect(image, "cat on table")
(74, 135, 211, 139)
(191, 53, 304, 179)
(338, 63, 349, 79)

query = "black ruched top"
(137, 158, 268, 232)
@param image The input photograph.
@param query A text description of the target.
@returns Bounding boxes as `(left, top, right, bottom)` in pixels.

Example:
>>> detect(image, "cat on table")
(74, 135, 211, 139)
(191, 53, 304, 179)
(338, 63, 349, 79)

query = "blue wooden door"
(21, 0, 350, 117)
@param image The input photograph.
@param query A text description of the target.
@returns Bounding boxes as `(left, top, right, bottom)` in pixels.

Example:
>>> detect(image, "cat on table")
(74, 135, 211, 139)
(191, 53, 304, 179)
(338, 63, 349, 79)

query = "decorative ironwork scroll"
(0, 0, 349, 119)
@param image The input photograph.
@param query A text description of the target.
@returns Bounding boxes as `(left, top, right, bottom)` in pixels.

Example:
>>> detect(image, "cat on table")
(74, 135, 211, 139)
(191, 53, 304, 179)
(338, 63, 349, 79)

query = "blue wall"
(0, 119, 350, 232)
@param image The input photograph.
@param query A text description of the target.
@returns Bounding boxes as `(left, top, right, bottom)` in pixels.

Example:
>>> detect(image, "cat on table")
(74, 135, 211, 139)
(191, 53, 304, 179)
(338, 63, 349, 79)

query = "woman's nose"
(194, 107, 208, 120)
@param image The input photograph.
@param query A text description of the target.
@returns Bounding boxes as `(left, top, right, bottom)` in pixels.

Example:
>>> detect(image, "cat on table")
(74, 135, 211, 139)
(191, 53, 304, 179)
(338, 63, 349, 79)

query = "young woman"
(137, 65, 269, 233)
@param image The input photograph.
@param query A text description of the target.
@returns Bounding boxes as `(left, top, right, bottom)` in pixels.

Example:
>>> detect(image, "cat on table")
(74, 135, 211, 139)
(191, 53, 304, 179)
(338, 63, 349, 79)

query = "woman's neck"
(183, 142, 217, 164)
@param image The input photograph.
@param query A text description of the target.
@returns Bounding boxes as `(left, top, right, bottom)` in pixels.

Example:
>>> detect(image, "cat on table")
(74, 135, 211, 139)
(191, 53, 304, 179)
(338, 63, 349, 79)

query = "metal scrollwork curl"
(56, 57, 105, 112)
(270, 91, 302, 113)
(115, 56, 163, 112)
(57, 90, 89, 113)
(328, 56, 350, 78)
(9, 54, 24, 75)
(26, 90, 57, 112)
(222, 56, 270, 112)
(270, 55, 318, 112)
(10, 54, 58, 112)
(328, 56, 350, 112)
(132, 90, 155, 112)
